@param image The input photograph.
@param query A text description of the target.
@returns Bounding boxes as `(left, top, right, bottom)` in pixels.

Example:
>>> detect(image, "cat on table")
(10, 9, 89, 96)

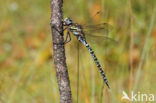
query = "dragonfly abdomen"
(85, 43, 110, 88)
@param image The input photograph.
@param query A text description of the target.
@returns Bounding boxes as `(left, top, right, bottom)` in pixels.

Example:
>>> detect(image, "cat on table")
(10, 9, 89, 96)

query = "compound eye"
(67, 20, 72, 25)
(70, 19, 72, 23)
(64, 17, 72, 25)
(69, 19, 72, 23)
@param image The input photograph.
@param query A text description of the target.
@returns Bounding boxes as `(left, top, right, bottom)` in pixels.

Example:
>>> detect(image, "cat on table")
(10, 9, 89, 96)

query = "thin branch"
(50, 0, 72, 103)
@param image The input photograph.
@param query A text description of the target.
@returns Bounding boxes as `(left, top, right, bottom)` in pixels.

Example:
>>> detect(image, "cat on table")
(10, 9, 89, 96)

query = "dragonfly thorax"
(63, 17, 72, 26)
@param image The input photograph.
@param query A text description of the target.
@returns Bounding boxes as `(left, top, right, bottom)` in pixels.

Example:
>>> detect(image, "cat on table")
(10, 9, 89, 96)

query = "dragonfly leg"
(64, 31, 71, 44)
(63, 26, 68, 31)
(50, 23, 65, 45)
(50, 23, 63, 36)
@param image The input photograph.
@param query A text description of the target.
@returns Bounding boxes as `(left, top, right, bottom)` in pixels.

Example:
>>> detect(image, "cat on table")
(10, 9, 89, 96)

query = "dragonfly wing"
(85, 33, 118, 46)
(83, 23, 110, 28)
(82, 23, 112, 30)
(82, 23, 113, 35)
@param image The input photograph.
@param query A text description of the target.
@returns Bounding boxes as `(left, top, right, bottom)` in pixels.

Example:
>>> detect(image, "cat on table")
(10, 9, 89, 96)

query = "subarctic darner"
(63, 17, 111, 89)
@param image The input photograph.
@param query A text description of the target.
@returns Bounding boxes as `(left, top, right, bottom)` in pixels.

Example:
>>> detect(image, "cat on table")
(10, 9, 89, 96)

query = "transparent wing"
(84, 33, 118, 47)
(85, 34, 118, 44)
(79, 23, 116, 45)
(82, 23, 113, 35)
(83, 23, 111, 29)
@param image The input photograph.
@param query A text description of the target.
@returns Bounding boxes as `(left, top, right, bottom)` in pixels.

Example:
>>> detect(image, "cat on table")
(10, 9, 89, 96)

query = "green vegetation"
(0, 0, 156, 103)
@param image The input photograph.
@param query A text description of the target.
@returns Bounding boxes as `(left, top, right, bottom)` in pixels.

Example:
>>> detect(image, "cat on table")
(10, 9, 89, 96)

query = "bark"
(50, 0, 72, 103)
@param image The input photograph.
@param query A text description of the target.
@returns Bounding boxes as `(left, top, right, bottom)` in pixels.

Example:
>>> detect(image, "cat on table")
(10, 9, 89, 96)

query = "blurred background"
(0, 0, 156, 103)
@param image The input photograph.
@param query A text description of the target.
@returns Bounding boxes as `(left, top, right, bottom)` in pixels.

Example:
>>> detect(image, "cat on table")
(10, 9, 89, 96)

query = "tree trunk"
(50, 0, 72, 103)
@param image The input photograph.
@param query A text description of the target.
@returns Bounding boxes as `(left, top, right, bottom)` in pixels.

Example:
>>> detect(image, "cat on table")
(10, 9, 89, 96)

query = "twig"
(50, 0, 72, 103)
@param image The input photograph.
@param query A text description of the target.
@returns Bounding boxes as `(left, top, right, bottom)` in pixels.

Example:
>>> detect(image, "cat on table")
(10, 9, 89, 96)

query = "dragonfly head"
(63, 17, 72, 26)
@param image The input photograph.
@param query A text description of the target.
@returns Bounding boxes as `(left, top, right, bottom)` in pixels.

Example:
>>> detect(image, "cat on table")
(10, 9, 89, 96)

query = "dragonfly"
(63, 17, 112, 89)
